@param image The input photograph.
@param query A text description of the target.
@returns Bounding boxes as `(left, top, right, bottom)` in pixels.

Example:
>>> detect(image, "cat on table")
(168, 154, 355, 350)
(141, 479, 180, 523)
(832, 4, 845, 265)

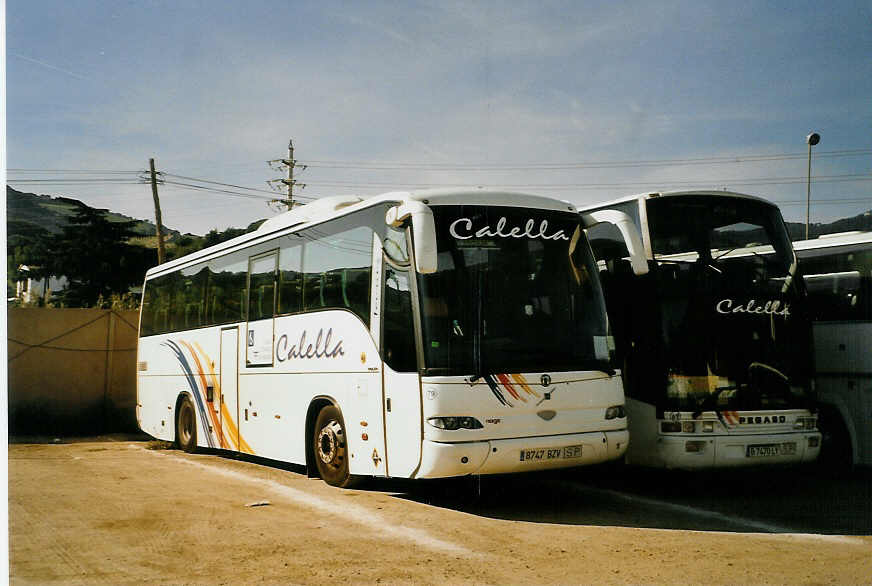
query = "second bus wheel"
(312, 405, 359, 488)
(176, 396, 198, 454)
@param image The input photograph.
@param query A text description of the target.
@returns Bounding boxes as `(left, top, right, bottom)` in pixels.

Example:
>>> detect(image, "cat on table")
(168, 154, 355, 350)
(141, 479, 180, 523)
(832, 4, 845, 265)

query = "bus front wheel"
(312, 405, 358, 488)
(176, 396, 198, 454)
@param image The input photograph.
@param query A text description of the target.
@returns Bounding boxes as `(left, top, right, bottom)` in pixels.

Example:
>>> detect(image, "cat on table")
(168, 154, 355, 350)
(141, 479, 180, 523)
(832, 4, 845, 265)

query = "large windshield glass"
(418, 205, 611, 376)
(646, 195, 812, 412)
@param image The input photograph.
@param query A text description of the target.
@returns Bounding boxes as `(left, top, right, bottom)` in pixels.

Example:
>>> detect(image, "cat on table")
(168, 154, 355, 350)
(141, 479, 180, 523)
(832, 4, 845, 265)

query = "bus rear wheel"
(176, 396, 198, 454)
(313, 405, 358, 488)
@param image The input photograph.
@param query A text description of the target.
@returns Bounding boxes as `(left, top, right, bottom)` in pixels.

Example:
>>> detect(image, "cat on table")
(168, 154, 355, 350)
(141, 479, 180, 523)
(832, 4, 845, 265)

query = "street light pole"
(805, 132, 820, 239)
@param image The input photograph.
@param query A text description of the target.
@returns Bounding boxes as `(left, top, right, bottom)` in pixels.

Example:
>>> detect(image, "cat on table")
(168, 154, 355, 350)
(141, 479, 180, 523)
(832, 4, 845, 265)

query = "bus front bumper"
(657, 432, 821, 469)
(414, 429, 629, 479)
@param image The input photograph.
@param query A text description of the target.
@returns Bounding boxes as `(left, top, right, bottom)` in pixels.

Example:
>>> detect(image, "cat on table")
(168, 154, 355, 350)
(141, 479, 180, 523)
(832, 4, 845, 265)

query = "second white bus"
(137, 189, 630, 486)
(793, 231, 872, 467)
(580, 190, 821, 469)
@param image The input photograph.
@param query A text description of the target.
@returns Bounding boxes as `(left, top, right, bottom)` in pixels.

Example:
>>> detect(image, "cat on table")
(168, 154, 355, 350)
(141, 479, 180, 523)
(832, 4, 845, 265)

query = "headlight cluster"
(605, 405, 626, 420)
(794, 417, 817, 430)
(427, 416, 484, 430)
(660, 420, 714, 433)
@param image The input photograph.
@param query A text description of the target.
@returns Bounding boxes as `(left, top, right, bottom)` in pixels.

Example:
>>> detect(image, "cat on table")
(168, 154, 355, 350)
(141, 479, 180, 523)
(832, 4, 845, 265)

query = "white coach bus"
(137, 189, 630, 486)
(579, 191, 821, 469)
(792, 232, 872, 467)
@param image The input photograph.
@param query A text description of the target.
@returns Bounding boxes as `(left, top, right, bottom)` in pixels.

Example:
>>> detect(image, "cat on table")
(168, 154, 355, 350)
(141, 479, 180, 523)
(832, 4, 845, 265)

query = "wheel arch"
(173, 391, 196, 440)
(305, 395, 340, 478)
(817, 396, 857, 467)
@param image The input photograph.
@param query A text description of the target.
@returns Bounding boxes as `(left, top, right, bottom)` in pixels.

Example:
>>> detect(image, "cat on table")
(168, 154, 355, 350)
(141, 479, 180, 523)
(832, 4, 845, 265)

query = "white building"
(13, 265, 68, 304)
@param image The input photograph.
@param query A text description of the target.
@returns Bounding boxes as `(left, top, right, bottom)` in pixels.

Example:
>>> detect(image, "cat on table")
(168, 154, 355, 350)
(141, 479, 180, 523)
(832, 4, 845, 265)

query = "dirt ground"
(8, 439, 872, 585)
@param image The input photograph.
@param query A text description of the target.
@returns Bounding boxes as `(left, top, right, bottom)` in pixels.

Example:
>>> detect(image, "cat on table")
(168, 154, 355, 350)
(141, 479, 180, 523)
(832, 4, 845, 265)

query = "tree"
(48, 205, 155, 307)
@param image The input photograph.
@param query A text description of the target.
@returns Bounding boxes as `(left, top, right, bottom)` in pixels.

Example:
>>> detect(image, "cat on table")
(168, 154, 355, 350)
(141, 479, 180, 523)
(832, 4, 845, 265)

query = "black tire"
(176, 396, 198, 454)
(312, 405, 358, 488)
(818, 409, 853, 472)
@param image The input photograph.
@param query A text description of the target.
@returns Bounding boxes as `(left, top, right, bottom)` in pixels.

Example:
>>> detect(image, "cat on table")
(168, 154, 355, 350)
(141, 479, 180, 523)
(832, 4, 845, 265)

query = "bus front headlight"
(427, 416, 484, 430)
(605, 405, 626, 420)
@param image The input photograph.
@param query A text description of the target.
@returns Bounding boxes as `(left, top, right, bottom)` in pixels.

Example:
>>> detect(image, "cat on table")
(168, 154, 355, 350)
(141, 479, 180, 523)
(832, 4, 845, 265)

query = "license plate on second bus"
(747, 442, 797, 457)
(519, 445, 583, 462)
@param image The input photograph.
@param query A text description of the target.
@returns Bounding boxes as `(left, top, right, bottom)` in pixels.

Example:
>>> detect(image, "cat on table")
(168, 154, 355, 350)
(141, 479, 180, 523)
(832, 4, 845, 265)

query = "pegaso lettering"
(275, 329, 345, 362)
(739, 415, 787, 424)
(716, 298, 790, 317)
(449, 217, 570, 241)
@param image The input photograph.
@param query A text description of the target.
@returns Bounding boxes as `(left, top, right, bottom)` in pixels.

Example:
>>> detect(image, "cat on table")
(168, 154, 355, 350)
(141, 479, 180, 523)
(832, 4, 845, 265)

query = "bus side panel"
(238, 311, 387, 475)
(624, 398, 663, 467)
(137, 328, 226, 450)
(813, 321, 872, 466)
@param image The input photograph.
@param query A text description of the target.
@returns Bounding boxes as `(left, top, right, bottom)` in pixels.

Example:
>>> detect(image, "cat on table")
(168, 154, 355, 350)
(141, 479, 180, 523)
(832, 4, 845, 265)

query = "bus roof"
(145, 188, 578, 279)
(577, 190, 777, 212)
(792, 231, 872, 252)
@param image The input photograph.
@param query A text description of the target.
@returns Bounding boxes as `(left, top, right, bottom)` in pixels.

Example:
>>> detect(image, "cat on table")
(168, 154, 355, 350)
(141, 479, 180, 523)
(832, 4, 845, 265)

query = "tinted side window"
(799, 245, 872, 321)
(248, 253, 278, 321)
(278, 240, 303, 315)
(383, 265, 417, 372)
(300, 220, 374, 325)
(206, 252, 248, 325)
(176, 265, 208, 329)
(141, 272, 175, 336)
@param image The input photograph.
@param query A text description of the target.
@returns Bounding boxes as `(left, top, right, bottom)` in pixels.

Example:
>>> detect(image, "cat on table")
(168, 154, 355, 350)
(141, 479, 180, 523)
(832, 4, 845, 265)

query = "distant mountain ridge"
(7, 185, 186, 241)
(785, 209, 872, 240)
(7, 185, 870, 246)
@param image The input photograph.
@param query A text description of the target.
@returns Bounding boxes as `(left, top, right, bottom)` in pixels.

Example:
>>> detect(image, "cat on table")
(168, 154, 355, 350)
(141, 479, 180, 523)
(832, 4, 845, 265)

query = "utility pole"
(149, 158, 167, 264)
(268, 139, 306, 210)
(805, 132, 820, 240)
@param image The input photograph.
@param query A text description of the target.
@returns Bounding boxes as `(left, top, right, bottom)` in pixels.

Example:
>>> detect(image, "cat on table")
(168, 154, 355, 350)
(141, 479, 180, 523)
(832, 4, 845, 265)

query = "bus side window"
(206, 252, 248, 325)
(383, 266, 417, 372)
(248, 253, 277, 321)
(278, 242, 303, 315)
(301, 224, 373, 325)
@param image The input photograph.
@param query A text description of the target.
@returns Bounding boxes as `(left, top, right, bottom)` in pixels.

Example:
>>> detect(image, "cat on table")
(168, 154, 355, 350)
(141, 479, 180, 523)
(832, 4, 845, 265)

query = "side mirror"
(385, 201, 438, 274)
(580, 210, 649, 276)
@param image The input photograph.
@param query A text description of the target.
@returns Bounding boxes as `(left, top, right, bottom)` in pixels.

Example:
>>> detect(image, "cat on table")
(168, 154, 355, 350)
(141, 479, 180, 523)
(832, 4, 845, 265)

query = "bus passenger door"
(381, 264, 423, 477)
(220, 327, 240, 451)
(246, 252, 278, 366)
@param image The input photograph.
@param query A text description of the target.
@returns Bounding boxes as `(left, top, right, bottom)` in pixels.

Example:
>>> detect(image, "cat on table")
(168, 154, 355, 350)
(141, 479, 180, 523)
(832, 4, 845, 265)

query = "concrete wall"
(7, 308, 140, 435)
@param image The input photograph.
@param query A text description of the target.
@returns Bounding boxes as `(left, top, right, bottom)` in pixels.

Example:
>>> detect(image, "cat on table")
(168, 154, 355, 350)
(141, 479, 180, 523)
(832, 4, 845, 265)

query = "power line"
(158, 172, 282, 197)
(300, 148, 872, 171)
(159, 180, 280, 201)
(298, 172, 872, 191)
(7, 169, 141, 174)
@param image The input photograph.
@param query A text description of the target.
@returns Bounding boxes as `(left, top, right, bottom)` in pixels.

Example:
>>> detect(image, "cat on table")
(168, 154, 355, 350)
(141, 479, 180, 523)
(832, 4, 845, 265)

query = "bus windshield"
(417, 205, 611, 376)
(646, 195, 812, 412)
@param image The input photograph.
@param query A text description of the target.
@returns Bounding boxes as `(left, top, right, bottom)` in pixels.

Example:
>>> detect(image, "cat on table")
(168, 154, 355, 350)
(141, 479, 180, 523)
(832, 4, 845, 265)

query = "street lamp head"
(806, 132, 820, 146)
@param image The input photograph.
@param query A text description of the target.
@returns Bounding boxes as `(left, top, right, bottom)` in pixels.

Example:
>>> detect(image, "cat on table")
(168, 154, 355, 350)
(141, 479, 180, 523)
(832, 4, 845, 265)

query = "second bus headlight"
(427, 416, 484, 430)
(605, 405, 626, 420)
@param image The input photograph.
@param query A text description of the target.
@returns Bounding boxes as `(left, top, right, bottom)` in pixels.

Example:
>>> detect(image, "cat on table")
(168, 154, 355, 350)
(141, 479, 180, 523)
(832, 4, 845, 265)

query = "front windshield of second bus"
(417, 205, 612, 376)
(646, 195, 812, 412)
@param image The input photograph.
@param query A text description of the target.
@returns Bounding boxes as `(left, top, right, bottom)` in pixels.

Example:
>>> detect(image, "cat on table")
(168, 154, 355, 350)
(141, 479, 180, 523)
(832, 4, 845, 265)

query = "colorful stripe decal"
(481, 374, 512, 407)
(163, 339, 252, 453)
(510, 374, 541, 398)
(193, 341, 253, 454)
(473, 373, 543, 408)
(163, 340, 216, 449)
(180, 340, 226, 449)
(495, 373, 526, 403)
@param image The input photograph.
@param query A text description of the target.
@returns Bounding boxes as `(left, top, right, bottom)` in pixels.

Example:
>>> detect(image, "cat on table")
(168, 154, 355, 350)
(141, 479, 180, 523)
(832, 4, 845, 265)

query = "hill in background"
(6, 186, 186, 241)
(7, 185, 870, 250)
(785, 209, 872, 240)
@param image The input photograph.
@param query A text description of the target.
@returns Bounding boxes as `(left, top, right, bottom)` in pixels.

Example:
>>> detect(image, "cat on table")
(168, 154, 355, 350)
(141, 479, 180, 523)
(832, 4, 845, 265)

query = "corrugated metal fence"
(7, 308, 140, 435)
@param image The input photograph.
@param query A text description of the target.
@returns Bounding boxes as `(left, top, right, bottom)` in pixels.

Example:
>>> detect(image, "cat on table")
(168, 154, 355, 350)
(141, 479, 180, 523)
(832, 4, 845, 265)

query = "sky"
(6, 0, 872, 236)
